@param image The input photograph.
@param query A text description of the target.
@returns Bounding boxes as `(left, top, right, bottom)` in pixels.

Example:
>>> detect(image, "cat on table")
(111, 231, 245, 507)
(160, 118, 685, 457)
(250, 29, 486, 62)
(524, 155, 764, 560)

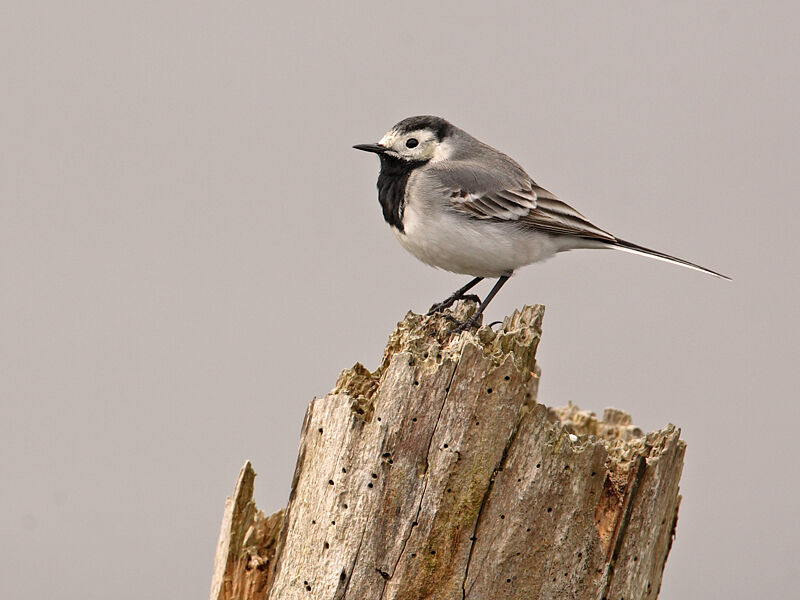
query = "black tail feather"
(609, 238, 731, 280)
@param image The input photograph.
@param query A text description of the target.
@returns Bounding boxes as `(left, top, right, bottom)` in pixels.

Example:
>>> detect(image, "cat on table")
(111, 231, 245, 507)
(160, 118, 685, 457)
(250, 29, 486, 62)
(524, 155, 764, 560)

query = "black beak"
(353, 143, 387, 154)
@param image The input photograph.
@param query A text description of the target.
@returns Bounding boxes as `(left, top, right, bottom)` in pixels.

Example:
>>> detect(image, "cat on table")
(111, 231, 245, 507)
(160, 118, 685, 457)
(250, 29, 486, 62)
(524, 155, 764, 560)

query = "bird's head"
(354, 115, 455, 164)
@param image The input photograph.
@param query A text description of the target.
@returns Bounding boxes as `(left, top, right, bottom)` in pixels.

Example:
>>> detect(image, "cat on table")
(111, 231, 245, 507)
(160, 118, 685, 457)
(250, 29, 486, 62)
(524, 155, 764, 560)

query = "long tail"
(609, 238, 731, 280)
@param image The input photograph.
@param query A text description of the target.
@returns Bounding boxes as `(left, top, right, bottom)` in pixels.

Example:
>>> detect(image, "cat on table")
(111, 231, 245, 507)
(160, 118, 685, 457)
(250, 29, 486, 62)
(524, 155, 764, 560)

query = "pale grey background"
(1, 2, 797, 598)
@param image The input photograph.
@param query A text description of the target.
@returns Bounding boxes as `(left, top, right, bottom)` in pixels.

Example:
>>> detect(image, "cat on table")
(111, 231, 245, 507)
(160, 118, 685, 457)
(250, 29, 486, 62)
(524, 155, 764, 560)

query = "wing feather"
(523, 194, 615, 242)
(449, 188, 537, 221)
(428, 163, 615, 242)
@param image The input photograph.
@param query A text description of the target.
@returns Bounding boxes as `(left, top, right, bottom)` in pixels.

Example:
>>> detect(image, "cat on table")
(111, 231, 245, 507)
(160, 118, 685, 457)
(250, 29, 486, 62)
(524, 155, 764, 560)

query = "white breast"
(393, 188, 563, 278)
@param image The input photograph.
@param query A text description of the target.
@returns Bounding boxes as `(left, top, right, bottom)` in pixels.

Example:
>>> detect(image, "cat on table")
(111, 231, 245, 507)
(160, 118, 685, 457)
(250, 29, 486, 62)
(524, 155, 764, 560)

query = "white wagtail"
(355, 115, 729, 331)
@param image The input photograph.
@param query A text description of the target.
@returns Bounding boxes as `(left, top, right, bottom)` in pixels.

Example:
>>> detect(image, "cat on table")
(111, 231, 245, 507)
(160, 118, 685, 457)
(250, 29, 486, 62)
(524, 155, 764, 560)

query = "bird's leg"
(451, 275, 510, 333)
(427, 277, 484, 315)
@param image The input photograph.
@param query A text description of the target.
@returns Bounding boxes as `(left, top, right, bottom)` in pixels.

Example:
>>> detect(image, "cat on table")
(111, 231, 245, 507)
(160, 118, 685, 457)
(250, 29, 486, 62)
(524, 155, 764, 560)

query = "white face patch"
(430, 138, 454, 163)
(379, 128, 439, 162)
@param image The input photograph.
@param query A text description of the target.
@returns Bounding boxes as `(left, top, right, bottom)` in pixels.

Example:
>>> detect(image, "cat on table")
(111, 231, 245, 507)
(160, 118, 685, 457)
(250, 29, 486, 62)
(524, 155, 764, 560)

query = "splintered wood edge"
(210, 462, 285, 600)
(226, 411, 680, 598)
(210, 301, 684, 598)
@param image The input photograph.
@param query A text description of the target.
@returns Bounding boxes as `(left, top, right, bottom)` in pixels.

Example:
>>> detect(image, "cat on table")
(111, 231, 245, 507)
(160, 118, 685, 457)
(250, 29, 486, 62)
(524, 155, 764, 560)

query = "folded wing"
(429, 161, 616, 243)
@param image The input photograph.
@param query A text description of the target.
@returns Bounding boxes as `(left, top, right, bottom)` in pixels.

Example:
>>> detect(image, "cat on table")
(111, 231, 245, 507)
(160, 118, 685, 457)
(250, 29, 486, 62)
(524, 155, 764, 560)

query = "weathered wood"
(210, 462, 284, 600)
(210, 302, 685, 599)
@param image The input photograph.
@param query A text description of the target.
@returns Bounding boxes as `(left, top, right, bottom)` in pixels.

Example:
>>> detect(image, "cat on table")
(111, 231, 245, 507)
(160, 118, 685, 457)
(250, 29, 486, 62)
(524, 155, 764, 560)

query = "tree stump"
(210, 302, 685, 600)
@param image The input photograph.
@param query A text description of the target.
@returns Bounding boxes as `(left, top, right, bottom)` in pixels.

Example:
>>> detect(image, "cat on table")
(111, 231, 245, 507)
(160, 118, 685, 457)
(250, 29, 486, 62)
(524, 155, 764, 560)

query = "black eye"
(405, 138, 419, 148)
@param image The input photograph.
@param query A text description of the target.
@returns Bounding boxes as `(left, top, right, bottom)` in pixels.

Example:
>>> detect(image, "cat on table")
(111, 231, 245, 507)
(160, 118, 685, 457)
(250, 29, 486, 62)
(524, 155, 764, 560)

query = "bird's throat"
(376, 155, 426, 233)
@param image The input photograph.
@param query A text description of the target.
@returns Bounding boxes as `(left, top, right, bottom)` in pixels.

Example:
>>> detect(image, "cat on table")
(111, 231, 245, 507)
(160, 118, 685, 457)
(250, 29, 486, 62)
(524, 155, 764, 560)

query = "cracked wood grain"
(210, 301, 685, 600)
(209, 462, 283, 600)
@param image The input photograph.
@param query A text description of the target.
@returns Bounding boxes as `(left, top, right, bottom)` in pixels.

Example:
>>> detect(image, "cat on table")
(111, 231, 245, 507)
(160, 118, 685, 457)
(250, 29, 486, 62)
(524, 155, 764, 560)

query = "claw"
(426, 302, 448, 316)
(427, 293, 482, 316)
(441, 313, 463, 326)
(427, 275, 510, 337)
(426, 277, 485, 316)
(449, 314, 481, 335)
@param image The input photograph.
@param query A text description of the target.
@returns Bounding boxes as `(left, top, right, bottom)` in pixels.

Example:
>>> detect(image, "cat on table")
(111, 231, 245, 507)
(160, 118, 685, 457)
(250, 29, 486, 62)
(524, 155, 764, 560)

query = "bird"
(354, 115, 729, 332)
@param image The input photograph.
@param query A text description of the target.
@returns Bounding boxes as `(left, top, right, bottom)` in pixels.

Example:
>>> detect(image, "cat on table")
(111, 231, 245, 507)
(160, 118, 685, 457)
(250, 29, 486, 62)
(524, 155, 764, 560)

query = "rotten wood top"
(211, 302, 684, 600)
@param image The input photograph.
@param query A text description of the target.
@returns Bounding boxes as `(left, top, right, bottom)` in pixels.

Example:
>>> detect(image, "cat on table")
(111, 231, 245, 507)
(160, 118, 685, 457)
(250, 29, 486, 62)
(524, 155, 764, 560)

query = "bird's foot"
(426, 312, 477, 341)
(448, 313, 482, 335)
(439, 313, 463, 327)
(426, 294, 481, 316)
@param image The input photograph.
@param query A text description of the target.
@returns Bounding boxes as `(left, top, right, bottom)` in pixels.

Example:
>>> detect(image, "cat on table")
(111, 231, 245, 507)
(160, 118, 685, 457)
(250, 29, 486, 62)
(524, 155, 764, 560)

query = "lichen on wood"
(210, 301, 685, 600)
